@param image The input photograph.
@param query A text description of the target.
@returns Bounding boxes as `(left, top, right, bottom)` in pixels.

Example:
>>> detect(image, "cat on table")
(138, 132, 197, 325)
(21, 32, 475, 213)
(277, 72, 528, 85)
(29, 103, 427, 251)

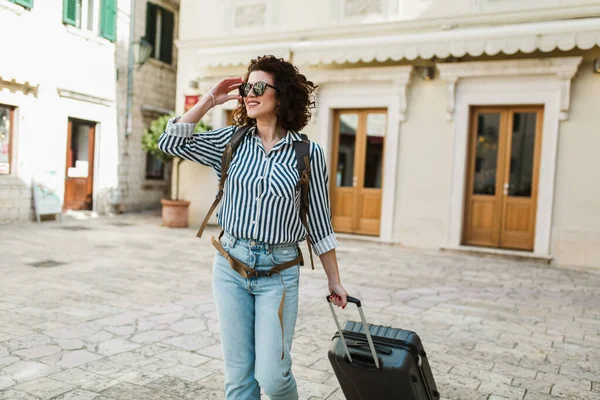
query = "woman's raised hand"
(209, 77, 244, 106)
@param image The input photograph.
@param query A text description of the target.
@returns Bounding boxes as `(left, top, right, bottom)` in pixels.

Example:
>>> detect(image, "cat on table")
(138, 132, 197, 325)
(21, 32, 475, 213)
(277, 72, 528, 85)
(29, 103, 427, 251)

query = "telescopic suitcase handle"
(326, 295, 381, 369)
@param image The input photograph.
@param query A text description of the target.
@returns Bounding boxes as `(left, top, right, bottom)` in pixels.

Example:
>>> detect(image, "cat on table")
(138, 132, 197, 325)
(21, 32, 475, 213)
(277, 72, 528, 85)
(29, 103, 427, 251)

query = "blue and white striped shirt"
(158, 117, 339, 256)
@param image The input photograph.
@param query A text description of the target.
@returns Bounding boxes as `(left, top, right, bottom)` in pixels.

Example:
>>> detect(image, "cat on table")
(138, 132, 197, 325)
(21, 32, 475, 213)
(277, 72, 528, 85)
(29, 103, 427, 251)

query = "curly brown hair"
(232, 55, 317, 132)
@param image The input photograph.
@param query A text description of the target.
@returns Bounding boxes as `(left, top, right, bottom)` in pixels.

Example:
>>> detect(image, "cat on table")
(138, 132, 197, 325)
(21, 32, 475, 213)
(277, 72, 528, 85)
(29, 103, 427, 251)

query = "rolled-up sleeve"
(307, 144, 339, 256)
(158, 116, 235, 175)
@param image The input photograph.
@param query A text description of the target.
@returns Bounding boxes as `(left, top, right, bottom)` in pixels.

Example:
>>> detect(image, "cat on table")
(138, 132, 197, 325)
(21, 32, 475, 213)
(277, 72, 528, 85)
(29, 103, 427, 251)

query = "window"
(63, 0, 116, 42)
(63, 0, 99, 33)
(145, 3, 174, 64)
(0, 106, 14, 175)
(9, 0, 33, 9)
(84, 0, 97, 31)
(145, 153, 165, 180)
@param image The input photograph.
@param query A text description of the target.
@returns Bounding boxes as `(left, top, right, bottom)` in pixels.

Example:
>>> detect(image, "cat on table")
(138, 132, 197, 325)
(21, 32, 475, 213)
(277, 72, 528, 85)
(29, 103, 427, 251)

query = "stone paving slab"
(0, 212, 599, 399)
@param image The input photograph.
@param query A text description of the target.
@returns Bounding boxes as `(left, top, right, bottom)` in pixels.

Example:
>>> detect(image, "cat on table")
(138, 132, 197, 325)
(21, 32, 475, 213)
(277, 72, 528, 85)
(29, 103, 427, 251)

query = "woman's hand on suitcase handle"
(328, 282, 348, 309)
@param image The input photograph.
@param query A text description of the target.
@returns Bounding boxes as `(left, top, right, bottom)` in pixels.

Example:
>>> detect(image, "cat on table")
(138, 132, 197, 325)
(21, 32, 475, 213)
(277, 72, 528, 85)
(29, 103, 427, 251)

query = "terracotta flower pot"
(161, 199, 191, 228)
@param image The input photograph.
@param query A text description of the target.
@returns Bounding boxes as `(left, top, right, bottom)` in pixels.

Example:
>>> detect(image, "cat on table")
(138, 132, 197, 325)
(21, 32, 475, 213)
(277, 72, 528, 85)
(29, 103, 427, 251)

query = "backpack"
(195, 125, 315, 270)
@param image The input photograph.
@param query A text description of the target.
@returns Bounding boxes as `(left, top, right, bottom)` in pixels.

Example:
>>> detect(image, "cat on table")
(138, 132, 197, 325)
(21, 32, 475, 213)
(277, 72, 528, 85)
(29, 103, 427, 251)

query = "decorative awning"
(193, 17, 600, 67)
(194, 43, 292, 68)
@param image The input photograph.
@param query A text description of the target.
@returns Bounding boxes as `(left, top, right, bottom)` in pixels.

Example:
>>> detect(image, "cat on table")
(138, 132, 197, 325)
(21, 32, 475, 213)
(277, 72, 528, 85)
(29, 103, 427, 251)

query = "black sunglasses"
(239, 81, 279, 97)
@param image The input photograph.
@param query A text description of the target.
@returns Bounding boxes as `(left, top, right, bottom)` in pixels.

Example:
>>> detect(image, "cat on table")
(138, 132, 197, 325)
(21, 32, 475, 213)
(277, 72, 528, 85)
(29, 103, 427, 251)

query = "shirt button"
(251, 221, 256, 225)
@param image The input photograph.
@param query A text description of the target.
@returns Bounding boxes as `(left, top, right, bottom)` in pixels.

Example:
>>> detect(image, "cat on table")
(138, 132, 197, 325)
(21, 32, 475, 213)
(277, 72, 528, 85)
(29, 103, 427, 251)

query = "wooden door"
(500, 108, 543, 250)
(463, 107, 543, 251)
(226, 110, 234, 125)
(64, 119, 95, 211)
(331, 110, 386, 236)
(0, 106, 14, 175)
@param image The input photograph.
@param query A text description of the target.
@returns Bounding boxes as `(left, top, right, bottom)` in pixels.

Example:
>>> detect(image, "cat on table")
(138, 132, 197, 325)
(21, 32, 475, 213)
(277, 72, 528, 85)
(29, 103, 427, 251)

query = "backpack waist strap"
(211, 230, 303, 360)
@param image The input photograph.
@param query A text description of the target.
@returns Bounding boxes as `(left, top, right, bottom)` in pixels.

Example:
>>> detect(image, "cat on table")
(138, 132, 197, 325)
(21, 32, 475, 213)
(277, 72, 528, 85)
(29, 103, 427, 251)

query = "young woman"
(158, 55, 348, 400)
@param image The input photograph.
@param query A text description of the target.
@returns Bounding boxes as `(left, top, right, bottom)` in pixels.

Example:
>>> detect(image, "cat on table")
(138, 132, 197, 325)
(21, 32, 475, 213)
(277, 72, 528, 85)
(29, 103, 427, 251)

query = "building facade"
(0, 0, 178, 222)
(120, 0, 180, 212)
(175, 0, 600, 268)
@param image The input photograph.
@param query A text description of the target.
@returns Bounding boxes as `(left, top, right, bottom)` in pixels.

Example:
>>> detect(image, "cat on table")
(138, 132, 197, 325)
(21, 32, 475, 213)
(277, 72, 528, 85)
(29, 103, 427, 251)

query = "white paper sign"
(67, 160, 89, 178)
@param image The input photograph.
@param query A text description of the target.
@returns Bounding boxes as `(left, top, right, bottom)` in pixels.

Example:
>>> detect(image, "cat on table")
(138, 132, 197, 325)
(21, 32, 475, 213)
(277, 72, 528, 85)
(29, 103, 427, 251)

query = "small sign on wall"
(184, 95, 200, 112)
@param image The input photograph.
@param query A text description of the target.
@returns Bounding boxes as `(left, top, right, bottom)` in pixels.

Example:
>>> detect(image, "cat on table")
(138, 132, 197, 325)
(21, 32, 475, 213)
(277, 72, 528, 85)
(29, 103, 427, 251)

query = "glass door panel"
(336, 113, 359, 188)
(363, 113, 386, 189)
(473, 113, 501, 195)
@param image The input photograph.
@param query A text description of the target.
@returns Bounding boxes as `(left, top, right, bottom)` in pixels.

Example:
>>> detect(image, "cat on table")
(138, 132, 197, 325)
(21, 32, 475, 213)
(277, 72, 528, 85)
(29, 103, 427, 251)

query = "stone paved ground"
(0, 212, 599, 400)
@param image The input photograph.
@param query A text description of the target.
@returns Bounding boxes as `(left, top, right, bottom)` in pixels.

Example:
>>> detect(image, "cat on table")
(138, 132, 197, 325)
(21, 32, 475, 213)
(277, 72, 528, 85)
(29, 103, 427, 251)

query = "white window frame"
(154, 7, 163, 61)
(0, 0, 25, 15)
(312, 66, 413, 243)
(437, 57, 582, 256)
(77, 0, 100, 34)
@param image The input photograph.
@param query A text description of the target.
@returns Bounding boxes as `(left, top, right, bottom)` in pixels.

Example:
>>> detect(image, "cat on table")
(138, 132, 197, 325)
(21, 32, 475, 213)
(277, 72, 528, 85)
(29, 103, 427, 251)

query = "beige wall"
(176, 161, 218, 227)
(175, 58, 600, 269)
(392, 55, 600, 268)
(175, 0, 600, 267)
(551, 57, 600, 267)
(179, 0, 600, 42)
(393, 72, 453, 247)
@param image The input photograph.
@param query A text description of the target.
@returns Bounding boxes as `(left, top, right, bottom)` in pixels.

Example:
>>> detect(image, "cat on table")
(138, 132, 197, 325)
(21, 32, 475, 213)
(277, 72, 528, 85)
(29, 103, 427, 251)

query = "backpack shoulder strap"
(293, 134, 315, 270)
(230, 125, 250, 153)
(196, 125, 252, 238)
(293, 134, 310, 177)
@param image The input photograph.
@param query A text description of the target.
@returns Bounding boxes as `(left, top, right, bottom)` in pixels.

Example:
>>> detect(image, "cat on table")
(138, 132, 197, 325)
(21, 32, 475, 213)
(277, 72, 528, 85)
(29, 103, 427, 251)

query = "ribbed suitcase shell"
(328, 321, 439, 400)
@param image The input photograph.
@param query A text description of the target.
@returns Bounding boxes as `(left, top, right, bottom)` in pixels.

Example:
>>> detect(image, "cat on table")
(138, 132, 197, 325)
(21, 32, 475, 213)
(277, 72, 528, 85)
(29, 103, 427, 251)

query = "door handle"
(503, 182, 509, 195)
(353, 176, 358, 187)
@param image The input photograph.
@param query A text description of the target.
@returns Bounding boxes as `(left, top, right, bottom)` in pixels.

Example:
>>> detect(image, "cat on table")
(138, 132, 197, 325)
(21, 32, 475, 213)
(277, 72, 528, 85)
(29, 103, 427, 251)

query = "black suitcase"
(326, 296, 439, 400)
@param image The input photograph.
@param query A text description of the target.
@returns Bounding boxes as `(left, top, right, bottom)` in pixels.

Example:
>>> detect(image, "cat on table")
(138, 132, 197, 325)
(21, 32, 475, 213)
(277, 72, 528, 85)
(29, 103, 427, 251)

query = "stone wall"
(116, 0, 179, 213)
(0, 176, 31, 223)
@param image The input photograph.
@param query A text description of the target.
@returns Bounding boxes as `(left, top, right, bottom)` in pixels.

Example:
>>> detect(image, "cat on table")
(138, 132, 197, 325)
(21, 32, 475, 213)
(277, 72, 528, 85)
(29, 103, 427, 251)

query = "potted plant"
(142, 113, 211, 228)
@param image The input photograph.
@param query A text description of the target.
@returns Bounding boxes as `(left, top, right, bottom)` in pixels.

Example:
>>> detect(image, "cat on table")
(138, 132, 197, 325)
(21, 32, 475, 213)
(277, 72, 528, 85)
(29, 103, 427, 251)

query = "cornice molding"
(437, 57, 583, 121)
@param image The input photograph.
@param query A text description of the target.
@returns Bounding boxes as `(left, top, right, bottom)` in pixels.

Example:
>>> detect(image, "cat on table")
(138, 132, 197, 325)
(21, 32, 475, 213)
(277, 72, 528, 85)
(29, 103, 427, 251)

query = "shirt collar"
(250, 126, 303, 146)
(287, 131, 303, 143)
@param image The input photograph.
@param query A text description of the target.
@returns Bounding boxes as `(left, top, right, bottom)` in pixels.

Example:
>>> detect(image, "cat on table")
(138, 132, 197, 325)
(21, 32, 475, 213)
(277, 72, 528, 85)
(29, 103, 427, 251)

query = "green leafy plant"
(142, 113, 211, 201)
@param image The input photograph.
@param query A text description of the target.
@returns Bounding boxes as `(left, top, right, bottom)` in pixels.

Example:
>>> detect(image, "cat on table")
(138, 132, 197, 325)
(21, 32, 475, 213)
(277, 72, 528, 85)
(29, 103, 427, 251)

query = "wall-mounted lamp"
(594, 59, 600, 74)
(133, 38, 153, 66)
(422, 66, 434, 81)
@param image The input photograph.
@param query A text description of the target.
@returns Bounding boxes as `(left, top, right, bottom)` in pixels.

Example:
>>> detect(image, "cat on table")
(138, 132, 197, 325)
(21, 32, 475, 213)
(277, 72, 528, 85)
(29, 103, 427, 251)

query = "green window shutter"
(62, 0, 77, 26)
(145, 3, 157, 58)
(11, 0, 34, 9)
(160, 9, 174, 64)
(100, 0, 117, 42)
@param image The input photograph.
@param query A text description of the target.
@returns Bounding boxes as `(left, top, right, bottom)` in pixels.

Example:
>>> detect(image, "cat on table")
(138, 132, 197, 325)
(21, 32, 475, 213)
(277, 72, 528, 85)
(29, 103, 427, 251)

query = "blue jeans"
(212, 231, 300, 400)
